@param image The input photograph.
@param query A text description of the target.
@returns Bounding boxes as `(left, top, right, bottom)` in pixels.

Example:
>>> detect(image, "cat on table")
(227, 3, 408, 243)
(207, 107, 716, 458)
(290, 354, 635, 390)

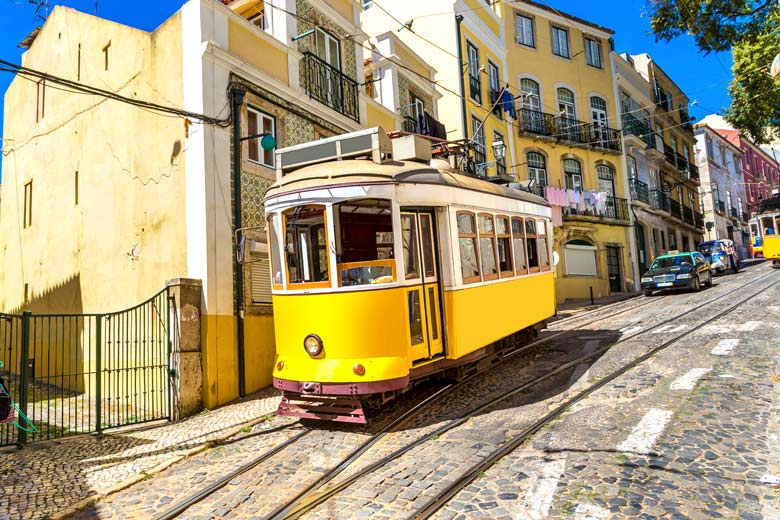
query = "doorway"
(606, 246, 622, 293)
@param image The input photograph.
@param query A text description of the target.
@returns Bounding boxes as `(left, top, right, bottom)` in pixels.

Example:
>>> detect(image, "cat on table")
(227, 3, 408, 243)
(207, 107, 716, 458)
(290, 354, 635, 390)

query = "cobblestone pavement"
(7, 262, 778, 520)
(0, 386, 282, 520)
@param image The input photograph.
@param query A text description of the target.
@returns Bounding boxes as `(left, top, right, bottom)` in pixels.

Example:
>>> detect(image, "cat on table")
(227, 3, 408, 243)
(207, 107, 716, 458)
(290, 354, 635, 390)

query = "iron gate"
(0, 288, 173, 447)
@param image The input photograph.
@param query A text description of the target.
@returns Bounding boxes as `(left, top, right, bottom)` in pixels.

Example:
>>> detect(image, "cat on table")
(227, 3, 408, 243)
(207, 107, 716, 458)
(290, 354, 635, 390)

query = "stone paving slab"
(1, 386, 281, 520)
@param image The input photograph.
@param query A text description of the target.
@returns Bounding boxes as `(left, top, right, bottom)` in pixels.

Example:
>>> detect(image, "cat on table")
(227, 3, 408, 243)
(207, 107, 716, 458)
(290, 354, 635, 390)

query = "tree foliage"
(648, 0, 780, 143)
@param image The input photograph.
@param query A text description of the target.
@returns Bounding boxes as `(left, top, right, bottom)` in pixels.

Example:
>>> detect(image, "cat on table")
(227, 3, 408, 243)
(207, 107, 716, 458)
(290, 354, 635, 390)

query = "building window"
(471, 115, 486, 166)
(706, 136, 714, 159)
(361, 0, 373, 9)
(563, 158, 582, 191)
(597, 164, 615, 196)
(467, 42, 481, 103)
(315, 28, 341, 71)
(247, 107, 275, 168)
(584, 37, 602, 68)
(23, 180, 32, 228)
(557, 88, 576, 118)
(520, 78, 541, 110)
(527, 151, 547, 188)
(551, 26, 570, 58)
(457, 212, 480, 284)
(488, 61, 501, 110)
(36, 79, 45, 122)
(493, 131, 506, 176)
(564, 239, 597, 276)
(248, 6, 272, 33)
(627, 155, 638, 180)
(515, 13, 535, 47)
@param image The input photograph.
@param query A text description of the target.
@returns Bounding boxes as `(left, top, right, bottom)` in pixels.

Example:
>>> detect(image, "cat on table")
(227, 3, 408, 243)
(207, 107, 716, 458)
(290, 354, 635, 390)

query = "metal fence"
(0, 288, 172, 447)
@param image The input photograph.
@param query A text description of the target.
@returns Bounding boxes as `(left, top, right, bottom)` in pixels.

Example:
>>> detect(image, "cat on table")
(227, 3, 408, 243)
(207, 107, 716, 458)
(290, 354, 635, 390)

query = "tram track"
(265, 266, 779, 520)
(142, 266, 774, 520)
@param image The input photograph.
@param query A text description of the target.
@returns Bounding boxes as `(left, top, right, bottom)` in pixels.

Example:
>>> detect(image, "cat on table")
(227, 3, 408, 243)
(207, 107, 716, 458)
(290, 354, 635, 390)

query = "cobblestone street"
(5, 262, 780, 520)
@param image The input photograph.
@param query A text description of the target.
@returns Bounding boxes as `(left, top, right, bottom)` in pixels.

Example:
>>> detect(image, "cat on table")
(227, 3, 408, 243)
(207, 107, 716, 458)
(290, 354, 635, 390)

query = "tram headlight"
(303, 334, 324, 357)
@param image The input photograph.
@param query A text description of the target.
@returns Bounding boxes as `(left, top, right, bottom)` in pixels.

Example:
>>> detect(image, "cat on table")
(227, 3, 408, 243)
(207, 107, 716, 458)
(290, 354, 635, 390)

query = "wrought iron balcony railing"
(401, 109, 447, 139)
(683, 205, 694, 223)
(670, 198, 682, 219)
(622, 113, 655, 148)
(301, 52, 359, 122)
(629, 178, 649, 205)
(518, 108, 621, 152)
(649, 189, 670, 212)
(604, 196, 630, 221)
(489, 88, 503, 116)
(742, 212, 749, 223)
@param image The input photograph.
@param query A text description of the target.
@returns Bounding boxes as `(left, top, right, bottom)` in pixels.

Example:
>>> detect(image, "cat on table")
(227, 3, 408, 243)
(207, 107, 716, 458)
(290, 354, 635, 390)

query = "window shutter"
(250, 252, 273, 304)
(564, 244, 598, 276)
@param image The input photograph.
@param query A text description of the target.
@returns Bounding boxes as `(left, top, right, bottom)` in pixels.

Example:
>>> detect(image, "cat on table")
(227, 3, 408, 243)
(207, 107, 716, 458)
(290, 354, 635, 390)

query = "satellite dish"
(771, 53, 780, 77)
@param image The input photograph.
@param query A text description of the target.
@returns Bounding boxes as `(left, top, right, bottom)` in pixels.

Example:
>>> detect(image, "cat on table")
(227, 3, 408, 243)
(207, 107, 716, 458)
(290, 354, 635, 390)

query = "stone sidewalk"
(0, 386, 282, 520)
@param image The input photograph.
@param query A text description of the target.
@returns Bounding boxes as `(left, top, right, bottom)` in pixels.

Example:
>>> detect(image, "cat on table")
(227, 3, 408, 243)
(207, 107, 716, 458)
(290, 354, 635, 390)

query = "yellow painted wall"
(445, 274, 555, 359)
(244, 314, 277, 393)
(323, 0, 357, 25)
(365, 98, 396, 130)
(227, 18, 289, 85)
(202, 315, 239, 407)
(0, 7, 188, 315)
(463, 0, 501, 36)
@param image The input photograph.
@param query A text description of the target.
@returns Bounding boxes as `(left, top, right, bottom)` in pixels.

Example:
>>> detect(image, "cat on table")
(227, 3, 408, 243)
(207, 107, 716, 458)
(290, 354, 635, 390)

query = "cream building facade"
(0, 0, 369, 408)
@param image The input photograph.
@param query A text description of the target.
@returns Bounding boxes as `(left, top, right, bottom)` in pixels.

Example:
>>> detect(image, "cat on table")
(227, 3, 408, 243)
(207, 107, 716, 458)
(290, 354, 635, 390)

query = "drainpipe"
(455, 15, 468, 145)
(232, 87, 247, 397)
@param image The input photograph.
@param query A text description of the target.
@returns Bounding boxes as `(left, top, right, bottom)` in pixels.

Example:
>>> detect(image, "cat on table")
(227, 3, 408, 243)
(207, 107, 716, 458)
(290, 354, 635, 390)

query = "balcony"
(730, 207, 738, 219)
(622, 113, 655, 148)
(629, 178, 649, 205)
(649, 189, 670, 213)
(694, 211, 704, 229)
(518, 108, 621, 153)
(489, 88, 503, 117)
(715, 200, 726, 214)
(401, 110, 447, 139)
(742, 211, 749, 223)
(562, 195, 630, 223)
(661, 141, 699, 182)
(301, 52, 359, 122)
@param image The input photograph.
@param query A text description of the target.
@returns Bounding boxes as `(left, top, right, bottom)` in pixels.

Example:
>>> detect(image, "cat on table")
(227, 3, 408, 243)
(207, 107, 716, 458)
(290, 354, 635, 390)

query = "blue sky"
(0, 0, 733, 180)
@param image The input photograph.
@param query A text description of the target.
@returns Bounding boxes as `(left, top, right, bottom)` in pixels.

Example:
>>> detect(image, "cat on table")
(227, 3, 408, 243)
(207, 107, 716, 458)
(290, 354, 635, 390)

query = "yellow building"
(0, 0, 369, 409)
(361, 0, 513, 178)
(504, 0, 633, 303)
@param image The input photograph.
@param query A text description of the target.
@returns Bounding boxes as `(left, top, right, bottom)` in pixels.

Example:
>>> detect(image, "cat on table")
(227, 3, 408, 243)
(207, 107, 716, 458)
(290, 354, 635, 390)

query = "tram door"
(401, 210, 444, 362)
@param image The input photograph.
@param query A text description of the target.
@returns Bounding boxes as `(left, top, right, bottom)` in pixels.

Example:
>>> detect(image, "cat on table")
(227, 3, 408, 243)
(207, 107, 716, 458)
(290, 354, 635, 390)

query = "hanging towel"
(551, 205, 563, 226)
(501, 89, 517, 119)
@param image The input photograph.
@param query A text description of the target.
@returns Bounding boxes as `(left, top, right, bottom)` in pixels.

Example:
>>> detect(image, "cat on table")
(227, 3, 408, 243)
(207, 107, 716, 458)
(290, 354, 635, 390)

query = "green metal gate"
(0, 288, 173, 447)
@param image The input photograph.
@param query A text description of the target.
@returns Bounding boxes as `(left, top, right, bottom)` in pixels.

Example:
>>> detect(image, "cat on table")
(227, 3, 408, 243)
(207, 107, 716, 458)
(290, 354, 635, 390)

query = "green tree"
(648, 1, 780, 143)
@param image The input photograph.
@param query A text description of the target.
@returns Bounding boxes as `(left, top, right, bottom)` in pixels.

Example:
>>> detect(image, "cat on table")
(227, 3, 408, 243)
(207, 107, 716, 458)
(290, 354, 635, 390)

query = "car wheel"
(644, 289, 654, 297)
(692, 275, 701, 292)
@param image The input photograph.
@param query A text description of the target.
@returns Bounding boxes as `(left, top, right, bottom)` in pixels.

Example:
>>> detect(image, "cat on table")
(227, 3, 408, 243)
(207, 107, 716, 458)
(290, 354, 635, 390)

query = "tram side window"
(750, 223, 759, 238)
(457, 212, 481, 283)
(511, 217, 527, 275)
(336, 199, 396, 286)
(496, 216, 513, 277)
(762, 217, 775, 235)
(537, 220, 550, 270)
(268, 213, 283, 285)
(284, 205, 329, 285)
(478, 214, 498, 280)
(526, 219, 540, 271)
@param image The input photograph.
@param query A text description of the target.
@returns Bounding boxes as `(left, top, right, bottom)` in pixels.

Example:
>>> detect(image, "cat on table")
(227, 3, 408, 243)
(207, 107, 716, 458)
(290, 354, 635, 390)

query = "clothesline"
(544, 186, 613, 226)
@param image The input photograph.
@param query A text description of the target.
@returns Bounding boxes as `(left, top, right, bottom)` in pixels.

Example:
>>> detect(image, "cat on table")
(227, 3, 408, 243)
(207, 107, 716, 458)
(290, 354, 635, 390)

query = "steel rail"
(412, 269, 780, 519)
(274, 266, 778, 519)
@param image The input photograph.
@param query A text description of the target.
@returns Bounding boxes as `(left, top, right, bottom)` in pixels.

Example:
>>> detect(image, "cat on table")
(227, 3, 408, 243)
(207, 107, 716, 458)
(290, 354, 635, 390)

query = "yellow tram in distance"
(263, 128, 555, 423)
(751, 193, 780, 266)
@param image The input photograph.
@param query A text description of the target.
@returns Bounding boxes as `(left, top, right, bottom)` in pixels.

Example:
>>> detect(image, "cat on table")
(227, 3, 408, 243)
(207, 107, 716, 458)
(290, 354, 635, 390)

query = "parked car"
(698, 239, 740, 274)
(641, 251, 713, 296)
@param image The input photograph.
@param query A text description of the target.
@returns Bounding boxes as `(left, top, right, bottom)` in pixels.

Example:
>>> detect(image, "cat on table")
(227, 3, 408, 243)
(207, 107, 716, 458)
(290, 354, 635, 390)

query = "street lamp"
(475, 138, 506, 176)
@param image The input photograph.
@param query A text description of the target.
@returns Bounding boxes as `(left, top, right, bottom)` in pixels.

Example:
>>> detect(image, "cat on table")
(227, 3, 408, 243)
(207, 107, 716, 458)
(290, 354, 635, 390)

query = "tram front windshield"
(335, 199, 395, 287)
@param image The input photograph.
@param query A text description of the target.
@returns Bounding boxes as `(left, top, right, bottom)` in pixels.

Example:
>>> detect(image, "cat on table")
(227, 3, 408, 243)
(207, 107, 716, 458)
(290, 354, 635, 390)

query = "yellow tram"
(263, 129, 555, 423)
(752, 194, 780, 266)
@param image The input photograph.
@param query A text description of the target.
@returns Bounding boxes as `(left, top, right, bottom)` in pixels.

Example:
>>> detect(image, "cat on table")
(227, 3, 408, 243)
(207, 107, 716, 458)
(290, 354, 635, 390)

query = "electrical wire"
(0, 59, 231, 127)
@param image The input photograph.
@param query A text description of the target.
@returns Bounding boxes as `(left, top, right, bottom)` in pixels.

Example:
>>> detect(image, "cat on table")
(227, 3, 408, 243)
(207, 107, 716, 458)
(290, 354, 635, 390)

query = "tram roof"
(264, 160, 550, 207)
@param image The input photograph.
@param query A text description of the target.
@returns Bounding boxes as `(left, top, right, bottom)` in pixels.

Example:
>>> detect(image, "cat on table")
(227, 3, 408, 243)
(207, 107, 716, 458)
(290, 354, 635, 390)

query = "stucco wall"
(0, 7, 187, 314)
